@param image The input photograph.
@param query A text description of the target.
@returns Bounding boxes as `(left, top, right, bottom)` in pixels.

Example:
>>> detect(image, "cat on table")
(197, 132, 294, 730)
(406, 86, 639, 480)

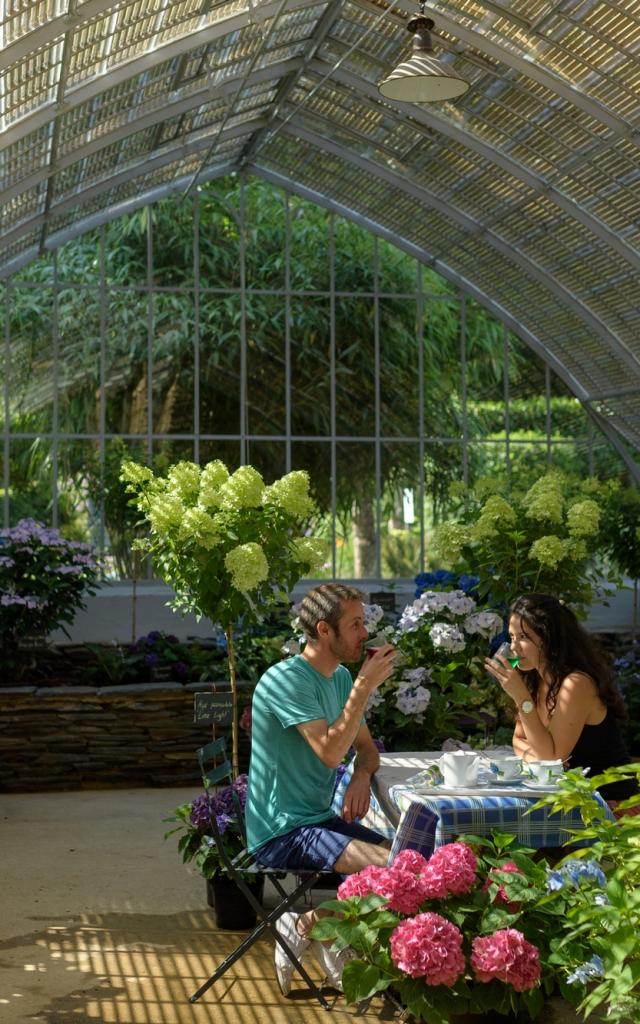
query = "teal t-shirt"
(245, 655, 353, 852)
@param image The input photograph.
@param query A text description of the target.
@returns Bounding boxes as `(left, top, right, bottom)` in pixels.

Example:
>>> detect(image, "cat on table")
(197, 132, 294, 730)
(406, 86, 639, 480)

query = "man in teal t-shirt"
(245, 582, 396, 996)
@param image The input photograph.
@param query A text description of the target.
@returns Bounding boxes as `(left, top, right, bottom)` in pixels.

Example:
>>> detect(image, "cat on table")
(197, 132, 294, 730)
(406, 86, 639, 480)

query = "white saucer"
(488, 776, 524, 786)
(521, 779, 559, 790)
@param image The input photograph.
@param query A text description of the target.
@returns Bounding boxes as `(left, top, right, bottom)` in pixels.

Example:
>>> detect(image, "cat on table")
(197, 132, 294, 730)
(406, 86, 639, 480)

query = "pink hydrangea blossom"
(389, 912, 465, 986)
(482, 860, 524, 911)
(338, 865, 428, 915)
(392, 849, 430, 875)
(337, 865, 387, 900)
(471, 928, 541, 992)
(421, 841, 478, 898)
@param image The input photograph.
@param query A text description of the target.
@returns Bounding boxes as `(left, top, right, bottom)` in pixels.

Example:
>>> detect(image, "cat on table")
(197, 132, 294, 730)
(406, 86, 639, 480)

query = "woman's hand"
(484, 654, 530, 707)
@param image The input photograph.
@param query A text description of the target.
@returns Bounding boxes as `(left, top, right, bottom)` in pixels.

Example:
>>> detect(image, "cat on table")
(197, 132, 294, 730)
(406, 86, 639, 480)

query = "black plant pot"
(206, 874, 265, 930)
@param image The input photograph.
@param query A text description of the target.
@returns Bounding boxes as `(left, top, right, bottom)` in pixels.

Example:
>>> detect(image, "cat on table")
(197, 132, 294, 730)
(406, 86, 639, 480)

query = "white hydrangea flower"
(395, 683, 431, 717)
(430, 622, 466, 653)
(365, 689, 385, 716)
(363, 603, 385, 633)
(463, 611, 503, 639)
(281, 638, 301, 656)
(397, 601, 424, 633)
(442, 590, 477, 616)
(402, 666, 431, 686)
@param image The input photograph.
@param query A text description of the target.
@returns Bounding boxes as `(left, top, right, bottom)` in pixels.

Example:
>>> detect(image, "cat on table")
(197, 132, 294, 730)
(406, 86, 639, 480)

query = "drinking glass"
(494, 641, 520, 668)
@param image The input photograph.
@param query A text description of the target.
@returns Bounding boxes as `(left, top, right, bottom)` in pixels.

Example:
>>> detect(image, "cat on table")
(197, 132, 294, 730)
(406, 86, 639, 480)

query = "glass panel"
(335, 219, 374, 293)
(290, 296, 331, 437)
(199, 180, 241, 290)
(422, 265, 455, 298)
(380, 443, 421, 578)
(99, 438, 149, 579)
(335, 297, 374, 437)
(246, 441, 286, 482)
(200, 293, 241, 435)
(57, 439, 98, 541)
(244, 179, 285, 290)
(9, 438, 52, 525)
(380, 297, 419, 437)
(152, 197, 195, 287)
(549, 369, 589, 441)
(12, 252, 54, 284)
(152, 292, 195, 434)
(105, 290, 149, 435)
(291, 440, 332, 578)
(104, 210, 148, 285)
(55, 231, 101, 284)
(9, 287, 53, 433)
(58, 287, 101, 434)
(424, 440, 463, 525)
(245, 294, 286, 435)
(289, 196, 330, 292)
(377, 240, 416, 295)
(423, 297, 463, 440)
(153, 440, 195, 474)
(200, 440, 241, 470)
(467, 440, 508, 490)
(462, 303, 504, 442)
(508, 334, 548, 435)
(336, 442, 375, 579)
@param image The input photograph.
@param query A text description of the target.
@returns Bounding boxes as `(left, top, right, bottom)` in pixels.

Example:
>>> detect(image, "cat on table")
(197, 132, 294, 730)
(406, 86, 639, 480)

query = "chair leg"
(189, 874, 332, 1010)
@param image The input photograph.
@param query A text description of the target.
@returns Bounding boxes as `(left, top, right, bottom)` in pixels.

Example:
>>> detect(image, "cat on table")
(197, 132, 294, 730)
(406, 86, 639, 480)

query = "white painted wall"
(49, 578, 638, 645)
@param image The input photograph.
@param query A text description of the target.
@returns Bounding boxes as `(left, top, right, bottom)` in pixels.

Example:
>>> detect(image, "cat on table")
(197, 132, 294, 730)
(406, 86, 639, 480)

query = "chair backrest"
(197, 737, 233, 788)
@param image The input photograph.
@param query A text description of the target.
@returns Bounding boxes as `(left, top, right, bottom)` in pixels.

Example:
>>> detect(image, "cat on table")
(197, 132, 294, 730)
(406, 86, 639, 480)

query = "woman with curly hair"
(485, 592, 634, 801)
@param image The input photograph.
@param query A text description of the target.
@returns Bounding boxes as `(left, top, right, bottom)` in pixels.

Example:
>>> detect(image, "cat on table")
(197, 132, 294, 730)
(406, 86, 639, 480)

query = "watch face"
(521, 700, 534, 714)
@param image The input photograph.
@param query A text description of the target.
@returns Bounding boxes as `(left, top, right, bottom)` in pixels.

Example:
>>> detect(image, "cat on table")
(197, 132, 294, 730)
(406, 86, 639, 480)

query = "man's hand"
(341, 771, 372, 824)
(355, 644, 397, 692)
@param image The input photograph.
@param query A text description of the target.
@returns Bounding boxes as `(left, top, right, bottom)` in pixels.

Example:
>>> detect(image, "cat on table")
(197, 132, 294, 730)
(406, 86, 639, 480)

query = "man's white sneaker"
(274, 912, 311, 996)
(311, 942, 356, 992)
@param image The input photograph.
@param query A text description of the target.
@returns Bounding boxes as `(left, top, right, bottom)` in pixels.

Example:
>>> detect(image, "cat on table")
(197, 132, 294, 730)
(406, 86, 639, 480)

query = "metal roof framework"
(1, 0, 639, 477)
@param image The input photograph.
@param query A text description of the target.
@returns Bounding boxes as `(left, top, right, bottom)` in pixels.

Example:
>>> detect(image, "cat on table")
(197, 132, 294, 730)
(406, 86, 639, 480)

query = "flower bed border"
(0, 681, 252, 792)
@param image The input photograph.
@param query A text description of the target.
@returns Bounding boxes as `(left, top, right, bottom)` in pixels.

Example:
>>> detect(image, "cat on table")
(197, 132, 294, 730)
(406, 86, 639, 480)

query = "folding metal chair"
(189, 737, 335, 1010)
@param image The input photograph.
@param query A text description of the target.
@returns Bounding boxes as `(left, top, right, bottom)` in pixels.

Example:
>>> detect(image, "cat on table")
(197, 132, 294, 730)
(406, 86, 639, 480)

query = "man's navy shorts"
(254, 815, 387, 872)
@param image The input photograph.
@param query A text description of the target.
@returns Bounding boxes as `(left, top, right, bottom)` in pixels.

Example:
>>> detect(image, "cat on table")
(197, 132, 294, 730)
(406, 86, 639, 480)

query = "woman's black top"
(568, 711, 636, 801)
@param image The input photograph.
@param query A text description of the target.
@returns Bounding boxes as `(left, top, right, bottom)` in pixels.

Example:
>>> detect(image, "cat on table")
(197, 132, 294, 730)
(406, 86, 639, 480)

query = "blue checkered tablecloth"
(333, 753, 615, 861)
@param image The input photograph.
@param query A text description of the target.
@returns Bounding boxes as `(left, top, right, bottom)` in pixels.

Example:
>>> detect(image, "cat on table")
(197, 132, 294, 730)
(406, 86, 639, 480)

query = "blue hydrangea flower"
(546, 859, 607, 892)
(567, 955, 605, 986)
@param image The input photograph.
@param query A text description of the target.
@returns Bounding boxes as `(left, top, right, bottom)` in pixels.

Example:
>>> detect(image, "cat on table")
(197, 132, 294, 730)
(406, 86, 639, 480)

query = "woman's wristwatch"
(518, 698, 534, 715)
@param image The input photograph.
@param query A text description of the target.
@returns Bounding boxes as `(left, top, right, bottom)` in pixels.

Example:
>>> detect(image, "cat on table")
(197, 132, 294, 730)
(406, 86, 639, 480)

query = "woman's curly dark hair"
(509, 593, 626, 719)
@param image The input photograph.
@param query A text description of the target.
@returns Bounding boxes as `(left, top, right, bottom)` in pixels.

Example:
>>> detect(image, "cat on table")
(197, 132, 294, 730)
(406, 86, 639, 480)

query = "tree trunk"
(352, 498, 376, 578)
(225, 624, 240, 779)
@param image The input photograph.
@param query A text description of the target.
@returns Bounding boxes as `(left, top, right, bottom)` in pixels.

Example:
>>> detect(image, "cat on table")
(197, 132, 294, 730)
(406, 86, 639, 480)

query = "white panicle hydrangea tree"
(121, 459, 326, 775)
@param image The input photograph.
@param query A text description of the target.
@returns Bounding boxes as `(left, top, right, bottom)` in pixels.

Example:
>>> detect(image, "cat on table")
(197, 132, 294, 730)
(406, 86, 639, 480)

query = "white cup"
(491, 754, 523, 781)
(526, 759, 564, 784)
(441, 751, 480, 788)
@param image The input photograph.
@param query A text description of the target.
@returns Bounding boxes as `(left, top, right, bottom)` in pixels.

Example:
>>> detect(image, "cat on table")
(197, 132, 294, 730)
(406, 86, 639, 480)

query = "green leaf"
(341, 960, 390, 1003)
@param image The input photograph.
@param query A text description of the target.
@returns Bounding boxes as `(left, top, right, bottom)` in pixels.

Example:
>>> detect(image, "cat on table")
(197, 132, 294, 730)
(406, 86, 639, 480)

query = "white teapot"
(440, 750, 481, 788)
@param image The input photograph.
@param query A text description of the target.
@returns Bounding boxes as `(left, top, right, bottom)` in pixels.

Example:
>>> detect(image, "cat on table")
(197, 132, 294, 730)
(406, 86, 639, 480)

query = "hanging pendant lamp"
(379, 8, 469, 103)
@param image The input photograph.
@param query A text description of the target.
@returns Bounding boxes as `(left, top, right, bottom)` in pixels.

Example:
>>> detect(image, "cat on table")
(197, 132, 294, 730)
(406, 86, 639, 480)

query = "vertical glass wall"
(0, 175, 626, 579)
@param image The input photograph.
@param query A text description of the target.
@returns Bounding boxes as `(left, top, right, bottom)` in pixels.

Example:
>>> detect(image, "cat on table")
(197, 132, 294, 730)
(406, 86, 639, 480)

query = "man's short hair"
(298, 583, 364, 640)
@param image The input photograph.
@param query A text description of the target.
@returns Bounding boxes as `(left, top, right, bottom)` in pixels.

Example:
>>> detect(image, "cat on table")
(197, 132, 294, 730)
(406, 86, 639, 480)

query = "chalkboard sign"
(194, 691, 234, 725)
(369, 590, 397, 613)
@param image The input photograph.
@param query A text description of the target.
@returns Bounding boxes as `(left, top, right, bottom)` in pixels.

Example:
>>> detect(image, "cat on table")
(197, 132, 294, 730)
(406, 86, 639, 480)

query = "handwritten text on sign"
(193, 692, 233, 725)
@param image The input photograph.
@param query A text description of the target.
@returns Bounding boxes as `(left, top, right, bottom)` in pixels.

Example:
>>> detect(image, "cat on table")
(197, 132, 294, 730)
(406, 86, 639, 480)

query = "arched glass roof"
(1, 0, 639, 475)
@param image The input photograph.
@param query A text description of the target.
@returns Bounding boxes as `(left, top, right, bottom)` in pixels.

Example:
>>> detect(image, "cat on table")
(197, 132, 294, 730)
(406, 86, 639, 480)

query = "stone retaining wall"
(0, 682, 252, 792)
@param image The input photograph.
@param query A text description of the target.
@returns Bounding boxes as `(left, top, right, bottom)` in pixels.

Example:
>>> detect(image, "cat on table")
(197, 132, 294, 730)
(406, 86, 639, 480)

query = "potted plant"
(0, 518, 99, 681)
(165, 774, 262, 929)
(120, 458, 326, 776)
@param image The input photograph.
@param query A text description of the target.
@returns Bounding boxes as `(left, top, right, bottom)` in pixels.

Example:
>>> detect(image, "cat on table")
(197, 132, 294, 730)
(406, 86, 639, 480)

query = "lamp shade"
(379, 14, 469, 103)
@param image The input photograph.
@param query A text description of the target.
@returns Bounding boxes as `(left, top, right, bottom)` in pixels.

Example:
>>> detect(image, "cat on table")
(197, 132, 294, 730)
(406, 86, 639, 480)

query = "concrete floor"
(0, 787, 389, 1024)
(0, 788, 608, 1024)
